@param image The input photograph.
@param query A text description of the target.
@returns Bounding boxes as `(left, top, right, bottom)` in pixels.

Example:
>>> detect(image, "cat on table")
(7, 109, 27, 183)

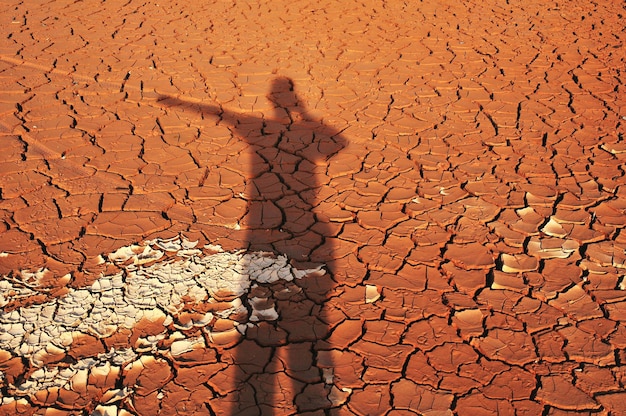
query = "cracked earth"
(0, 0, 625, 414)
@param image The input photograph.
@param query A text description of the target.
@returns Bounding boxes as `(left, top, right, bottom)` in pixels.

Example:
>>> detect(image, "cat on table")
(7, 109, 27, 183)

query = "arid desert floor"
(1, 0, 626, 414)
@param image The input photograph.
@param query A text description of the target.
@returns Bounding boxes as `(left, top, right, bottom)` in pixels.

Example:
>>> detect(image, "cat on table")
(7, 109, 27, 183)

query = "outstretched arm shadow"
(156, 77, 347, 262)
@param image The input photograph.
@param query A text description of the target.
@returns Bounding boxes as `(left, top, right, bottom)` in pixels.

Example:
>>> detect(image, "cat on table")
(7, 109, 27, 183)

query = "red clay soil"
(1, 0, 626, 414)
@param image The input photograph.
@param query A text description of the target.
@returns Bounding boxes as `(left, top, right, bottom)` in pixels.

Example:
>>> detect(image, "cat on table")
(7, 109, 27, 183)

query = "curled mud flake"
(500, 253, 538, 273)
(600, 141, 626, 155)
(108, 245, 142, 263)
(249, 296, 278, 321)
(170, 337, 205, 357)
(30, 343, 66, 368)
(92, 404, 120, 416)
(180, 238, 199, 250)
(328, 385, 352, 407)
(204, 243, 224, 253)
(148, 235, 182, 252)
(491, 270, 527, 292)
(548, 284, 604, 321)
(527, 237, 580, 259)
(204, 325, 243, 347)
(542, 217, 570, 238)
(365, 284, 380, 303)
(293, 264, 326, 280)
(452, 308, 485, 338)
(132, 245, 164, 265)
(18, 268, 50, 286)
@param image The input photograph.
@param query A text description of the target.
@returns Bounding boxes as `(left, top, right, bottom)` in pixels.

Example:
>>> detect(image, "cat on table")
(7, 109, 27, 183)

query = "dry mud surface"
(0, 0, 625, 414)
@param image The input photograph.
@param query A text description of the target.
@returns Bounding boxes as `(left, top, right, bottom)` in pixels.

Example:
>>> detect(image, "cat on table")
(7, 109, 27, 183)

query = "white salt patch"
(0, 236, 324, 403)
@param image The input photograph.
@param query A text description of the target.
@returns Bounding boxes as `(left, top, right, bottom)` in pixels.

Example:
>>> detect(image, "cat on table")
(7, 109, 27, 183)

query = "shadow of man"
(158, 77, 347, 415)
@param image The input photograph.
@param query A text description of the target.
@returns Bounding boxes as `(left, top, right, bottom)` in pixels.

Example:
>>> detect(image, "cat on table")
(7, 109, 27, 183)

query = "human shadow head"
(266, 76, 298, 113)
